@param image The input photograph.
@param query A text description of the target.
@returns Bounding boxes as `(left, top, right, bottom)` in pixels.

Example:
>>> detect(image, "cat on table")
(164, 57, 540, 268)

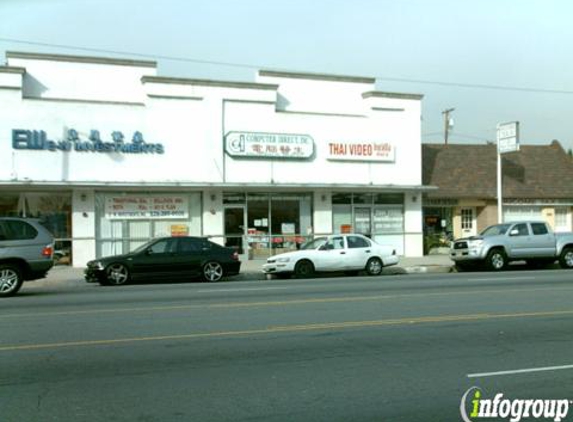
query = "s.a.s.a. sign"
(225, 131, 314, 159)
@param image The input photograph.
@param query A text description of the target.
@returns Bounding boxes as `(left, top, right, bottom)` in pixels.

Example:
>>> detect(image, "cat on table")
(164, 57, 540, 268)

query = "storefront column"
(71, 189, 96, 267)
(313, 191, 332, 236)
(202, 189, 224, 245)
(404, 193, 423, 256)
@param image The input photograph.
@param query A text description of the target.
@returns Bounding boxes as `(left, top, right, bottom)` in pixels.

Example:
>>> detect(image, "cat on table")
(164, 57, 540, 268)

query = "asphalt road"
(2, 269, 573, 422)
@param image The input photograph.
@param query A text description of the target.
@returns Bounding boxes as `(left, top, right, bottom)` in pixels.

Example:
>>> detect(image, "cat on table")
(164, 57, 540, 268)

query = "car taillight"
(392, 249, 396, 255)
(231, 251, 239, 261)
(42, 245, 54, 258)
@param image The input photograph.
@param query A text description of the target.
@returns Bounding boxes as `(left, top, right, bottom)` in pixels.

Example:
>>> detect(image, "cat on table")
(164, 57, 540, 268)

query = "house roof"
(422, 141, 573, 199)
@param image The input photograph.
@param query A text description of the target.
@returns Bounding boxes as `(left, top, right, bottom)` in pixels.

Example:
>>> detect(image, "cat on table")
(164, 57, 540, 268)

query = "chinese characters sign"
(105, 195, 189, 219)
(327, 141, 395, 162)
(12, 129, 165, 154)
(225, 131, 314, 159)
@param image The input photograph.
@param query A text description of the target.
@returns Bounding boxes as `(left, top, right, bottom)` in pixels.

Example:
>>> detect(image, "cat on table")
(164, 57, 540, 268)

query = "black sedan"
(85, 236, 241, 285)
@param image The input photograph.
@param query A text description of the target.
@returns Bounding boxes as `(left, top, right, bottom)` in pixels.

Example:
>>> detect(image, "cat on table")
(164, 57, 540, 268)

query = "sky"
(1, 0, 572, 151)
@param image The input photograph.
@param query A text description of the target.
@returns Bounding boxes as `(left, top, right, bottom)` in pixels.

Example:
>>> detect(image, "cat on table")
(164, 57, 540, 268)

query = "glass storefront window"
(352, 193, 373, 204)
(223, 192, 314, 259)
(332, 193, 352, 204)
(0, 195, 19, 216)
(95, 192, 202, 258)
(374, 193, 404, 204)
(246, 194, 270, 259)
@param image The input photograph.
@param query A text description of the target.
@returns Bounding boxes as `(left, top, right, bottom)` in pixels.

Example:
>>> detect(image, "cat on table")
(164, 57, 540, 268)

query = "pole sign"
(497, 121, 519, 154)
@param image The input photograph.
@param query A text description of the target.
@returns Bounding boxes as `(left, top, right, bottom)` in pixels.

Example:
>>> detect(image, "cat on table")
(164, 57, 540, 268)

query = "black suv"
(0, 218, 55, 297)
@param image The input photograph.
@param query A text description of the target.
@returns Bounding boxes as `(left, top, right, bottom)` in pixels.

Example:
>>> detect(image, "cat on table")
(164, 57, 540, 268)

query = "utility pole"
(442, 108, 455, 145)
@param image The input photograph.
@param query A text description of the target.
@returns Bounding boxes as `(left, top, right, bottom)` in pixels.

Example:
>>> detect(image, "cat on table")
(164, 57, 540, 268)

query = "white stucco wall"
(0, 52, 426, 261)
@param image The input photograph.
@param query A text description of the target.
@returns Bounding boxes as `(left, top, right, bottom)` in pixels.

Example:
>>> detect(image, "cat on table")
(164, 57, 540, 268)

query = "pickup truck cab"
(450, 220, 573, 271)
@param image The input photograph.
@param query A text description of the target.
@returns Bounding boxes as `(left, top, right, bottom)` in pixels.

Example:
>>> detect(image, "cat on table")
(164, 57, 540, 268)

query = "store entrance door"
(224, 206, 247, 260)
(354, 206, 372, 237)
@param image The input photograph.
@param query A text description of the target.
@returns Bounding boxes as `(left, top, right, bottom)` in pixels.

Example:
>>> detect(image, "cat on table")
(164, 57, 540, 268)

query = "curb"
(26, 264, 455, 289)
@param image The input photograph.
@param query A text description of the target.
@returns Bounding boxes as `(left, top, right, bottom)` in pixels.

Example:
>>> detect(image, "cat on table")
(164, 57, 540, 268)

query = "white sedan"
(262, 233, 399, 278)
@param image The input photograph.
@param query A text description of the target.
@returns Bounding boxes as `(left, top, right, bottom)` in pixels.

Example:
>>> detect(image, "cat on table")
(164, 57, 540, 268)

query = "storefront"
(0, 51, 429, 266)
(422, 143, 573, 243)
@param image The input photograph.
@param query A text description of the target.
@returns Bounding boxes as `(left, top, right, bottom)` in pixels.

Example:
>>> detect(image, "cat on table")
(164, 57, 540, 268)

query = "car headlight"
(468, 240, 484, 248)
(277, 257, 290, 263)
(91, 260, 104, 270)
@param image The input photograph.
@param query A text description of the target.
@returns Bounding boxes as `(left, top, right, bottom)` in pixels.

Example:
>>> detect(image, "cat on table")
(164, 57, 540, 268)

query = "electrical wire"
(1, 37, 573, 95)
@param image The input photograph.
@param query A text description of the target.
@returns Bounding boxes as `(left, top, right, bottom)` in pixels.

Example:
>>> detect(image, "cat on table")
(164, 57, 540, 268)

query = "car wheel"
(203, 261, 224, 282)
(485, 249, 507, 271)
(365, 257, 383, 276)
(294, 260, 314, 278)
(0, 265, 23, 297)
(105, 263, 130, 285)
(559, 247, 573, 269)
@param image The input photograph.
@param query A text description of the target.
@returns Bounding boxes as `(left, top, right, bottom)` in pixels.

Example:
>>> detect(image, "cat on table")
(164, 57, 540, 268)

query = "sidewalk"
(35, 254, 454, 288)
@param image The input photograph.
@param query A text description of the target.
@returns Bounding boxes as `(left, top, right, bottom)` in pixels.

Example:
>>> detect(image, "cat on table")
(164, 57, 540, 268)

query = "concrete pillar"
(202, 189, 224, 245)
(404, 192, 423, 256)
(313, 191, 332, 236)
(71, 189, 96, 267)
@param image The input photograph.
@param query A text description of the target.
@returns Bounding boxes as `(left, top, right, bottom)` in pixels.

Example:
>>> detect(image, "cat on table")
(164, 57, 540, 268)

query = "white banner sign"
(225, 131, 314, 159)
(327, 141, 395, 162)
(105, 195, 189, 219)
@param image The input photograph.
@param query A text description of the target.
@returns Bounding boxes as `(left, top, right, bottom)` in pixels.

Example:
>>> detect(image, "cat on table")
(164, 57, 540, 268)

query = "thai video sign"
(105, 195, 188, 219)
(225, 131, 314, 159)
(327, 140, 395, 162)
(12, 129, 165, 154)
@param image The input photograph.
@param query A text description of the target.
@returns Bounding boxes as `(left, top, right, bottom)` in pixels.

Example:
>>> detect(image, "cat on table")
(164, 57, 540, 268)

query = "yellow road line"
(2, 285, 573, 319)
(2, 308, 573, 352)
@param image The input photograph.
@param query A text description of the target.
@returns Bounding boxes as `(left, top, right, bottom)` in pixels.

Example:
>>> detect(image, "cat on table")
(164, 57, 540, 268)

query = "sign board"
(170, 224, 189, 237)
(225, 131, 314, 159)
(281, 223, 296, 235)
(497, 122, 519, 154)
(327, 141, 395, 162)
(105, 195, 189, 219)
(12, 129, 164, 154)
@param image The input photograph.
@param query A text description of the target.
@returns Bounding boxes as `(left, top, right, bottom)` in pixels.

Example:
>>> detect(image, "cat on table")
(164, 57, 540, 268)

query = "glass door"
(224, 206, 247, 259)
(354, 206, 372, 237)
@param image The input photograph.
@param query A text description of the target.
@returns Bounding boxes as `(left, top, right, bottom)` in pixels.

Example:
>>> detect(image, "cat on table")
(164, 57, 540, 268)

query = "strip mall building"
(0, 51, 430, 266)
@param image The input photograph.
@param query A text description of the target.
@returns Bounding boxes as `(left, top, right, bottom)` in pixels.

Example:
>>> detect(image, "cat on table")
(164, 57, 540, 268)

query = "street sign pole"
(497, 138, 503, 223)
(496, 121, 520, 224)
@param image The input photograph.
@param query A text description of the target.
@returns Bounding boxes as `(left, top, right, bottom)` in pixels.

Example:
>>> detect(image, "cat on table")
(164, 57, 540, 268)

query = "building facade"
(422, 142, 573, 243)
(0, 51, 429, 267)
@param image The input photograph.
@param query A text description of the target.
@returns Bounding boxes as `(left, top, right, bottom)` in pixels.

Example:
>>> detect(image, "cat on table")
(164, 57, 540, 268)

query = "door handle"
(340, 251, 346, 254)
(365, 250, 371, 253)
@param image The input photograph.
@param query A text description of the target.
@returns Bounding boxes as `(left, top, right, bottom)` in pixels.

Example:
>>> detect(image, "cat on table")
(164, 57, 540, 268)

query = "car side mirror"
(145, 248, 154, 255)
(509, 229, 519, 236)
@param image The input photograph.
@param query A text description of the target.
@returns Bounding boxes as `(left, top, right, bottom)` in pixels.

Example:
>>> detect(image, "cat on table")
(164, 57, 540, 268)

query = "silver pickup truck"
(450, 221, 573, 271)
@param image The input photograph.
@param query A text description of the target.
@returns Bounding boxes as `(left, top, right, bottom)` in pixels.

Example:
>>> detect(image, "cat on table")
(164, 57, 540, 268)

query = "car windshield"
(131, 239, 156, 254)
(300, 237, 328, 250)
(480, 224, 512, 236)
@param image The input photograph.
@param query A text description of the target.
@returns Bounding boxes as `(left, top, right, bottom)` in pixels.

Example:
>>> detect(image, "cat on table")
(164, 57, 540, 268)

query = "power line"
(0, 37, 266, 70)
(2, 37, 573, 95)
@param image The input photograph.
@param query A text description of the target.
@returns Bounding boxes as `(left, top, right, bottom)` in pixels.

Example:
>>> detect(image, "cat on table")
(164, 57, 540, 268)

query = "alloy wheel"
(491, 253, 505, 270)
(106, 264, 129, 285)
(366, 258, 383, 275)
(0, 268, 19, 294)
(203, 262, 223, 282)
